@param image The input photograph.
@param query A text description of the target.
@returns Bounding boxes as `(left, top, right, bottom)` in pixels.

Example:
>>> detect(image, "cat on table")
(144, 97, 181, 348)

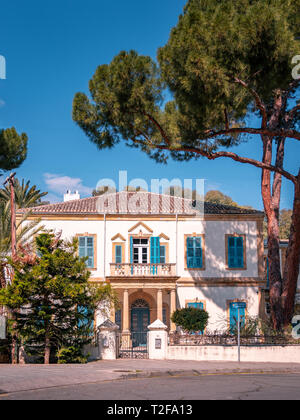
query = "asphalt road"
(1, 373, 300, 400)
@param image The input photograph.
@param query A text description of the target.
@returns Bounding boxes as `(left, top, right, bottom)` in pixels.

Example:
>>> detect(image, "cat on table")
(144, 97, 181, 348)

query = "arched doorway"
(131, 299, 150, 346)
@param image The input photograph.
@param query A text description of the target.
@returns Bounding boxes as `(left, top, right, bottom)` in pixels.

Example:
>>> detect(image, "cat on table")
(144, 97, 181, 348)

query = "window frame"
(76, 233, 97, 270)
(113, 242, 125, 264)
(227, 299, 248, 333)
(184, 234, 205, 271)
(225, 234, 247, 270)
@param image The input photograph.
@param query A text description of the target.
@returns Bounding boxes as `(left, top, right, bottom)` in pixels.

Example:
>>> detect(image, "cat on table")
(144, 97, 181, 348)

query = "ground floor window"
(229, 301, 246, 333)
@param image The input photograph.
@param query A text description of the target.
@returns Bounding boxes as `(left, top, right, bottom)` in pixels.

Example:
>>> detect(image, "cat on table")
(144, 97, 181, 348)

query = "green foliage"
(0, 128, 28, 173)
(0, 178, 47, 259)
(72, 0, 299, 162)
(205, 190, 239, 207)
(0, 178, 48, 209)
(279, 209, 292, 239)
(171, 307, 209, 333)
(0, 232, 118, 362)
(57, 346, 88, 364)
(263, 209, 293, 239)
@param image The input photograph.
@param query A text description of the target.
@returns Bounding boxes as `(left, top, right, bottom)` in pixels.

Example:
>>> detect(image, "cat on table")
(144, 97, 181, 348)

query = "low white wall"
(167, 345, 300, 363)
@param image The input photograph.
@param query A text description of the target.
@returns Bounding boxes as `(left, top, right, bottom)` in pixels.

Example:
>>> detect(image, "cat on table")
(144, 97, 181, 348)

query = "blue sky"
(0, 0, 299, 209)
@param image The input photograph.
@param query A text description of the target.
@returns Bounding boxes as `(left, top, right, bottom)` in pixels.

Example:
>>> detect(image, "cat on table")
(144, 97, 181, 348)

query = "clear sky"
(0, 0, 299, 209)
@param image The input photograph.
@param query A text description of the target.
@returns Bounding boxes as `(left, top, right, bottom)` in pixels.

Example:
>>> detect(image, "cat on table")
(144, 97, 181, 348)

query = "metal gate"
(118, 331, 149, 359)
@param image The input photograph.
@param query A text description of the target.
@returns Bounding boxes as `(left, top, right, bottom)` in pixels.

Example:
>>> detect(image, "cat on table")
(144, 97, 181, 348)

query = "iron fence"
(169, 332, 300, 346)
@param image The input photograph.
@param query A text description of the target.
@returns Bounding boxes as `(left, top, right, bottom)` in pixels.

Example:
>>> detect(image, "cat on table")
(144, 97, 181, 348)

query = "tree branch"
(233, 77, 268, 128)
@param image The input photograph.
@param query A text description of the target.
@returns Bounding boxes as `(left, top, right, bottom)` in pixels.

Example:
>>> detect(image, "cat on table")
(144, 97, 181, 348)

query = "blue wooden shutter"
(187, 302, 204, 309)
(115, 245, 122, 264)
(228, 236, 244, 268)
(187, 237, 194, 268)
(79, 236, 94, 268)
(228, 237, 236, 268)
(229, 302, 246, 333)
(86, 237, 94, 268)
(130, 237, 133, 263)
(150, 237, 160, 275)
(187, 237, 202, 268)
(150, 237, 160, 263)
(236, 237, 244, 268)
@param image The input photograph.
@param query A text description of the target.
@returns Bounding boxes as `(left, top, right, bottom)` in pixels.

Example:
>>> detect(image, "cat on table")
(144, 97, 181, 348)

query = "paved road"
(1, 373, 300, 400)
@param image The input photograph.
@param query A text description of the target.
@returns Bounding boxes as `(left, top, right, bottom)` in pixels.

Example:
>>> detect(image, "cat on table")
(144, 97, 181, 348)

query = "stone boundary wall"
(167, 345, 300, 363)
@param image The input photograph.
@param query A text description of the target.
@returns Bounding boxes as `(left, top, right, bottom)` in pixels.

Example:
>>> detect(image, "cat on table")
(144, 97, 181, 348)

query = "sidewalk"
(1, 359, 300, 395)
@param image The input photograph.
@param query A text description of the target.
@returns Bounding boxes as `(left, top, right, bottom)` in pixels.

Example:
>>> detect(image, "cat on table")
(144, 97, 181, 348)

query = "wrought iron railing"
(110, 263, 176, 277)
(169, 332, 300, 346)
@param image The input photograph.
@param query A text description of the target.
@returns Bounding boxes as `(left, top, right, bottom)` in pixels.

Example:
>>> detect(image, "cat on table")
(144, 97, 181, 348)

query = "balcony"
(110, 263, 177, 277)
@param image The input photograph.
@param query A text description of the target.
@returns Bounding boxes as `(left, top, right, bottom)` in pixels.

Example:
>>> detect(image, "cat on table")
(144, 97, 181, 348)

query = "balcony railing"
(110, 263, 176, 277)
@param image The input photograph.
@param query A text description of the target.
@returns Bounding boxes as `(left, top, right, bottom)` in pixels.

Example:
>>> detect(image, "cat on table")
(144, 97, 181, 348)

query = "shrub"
(171, 307, 209, 333)
(57, 346, 88, 364)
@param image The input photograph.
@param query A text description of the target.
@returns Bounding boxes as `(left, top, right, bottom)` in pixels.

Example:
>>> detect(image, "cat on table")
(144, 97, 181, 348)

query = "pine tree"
(0, 232, 117, 364)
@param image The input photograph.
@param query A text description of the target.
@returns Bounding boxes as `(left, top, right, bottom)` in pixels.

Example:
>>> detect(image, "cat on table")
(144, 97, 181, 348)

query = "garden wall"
(167, 345, 300, 363)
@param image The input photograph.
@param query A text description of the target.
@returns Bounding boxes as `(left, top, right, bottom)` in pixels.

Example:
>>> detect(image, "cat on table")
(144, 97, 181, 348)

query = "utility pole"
(4, 172, 17, 261)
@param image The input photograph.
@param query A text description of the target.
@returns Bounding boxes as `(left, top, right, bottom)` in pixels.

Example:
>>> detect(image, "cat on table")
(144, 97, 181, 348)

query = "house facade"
(17, 191, 266, 339)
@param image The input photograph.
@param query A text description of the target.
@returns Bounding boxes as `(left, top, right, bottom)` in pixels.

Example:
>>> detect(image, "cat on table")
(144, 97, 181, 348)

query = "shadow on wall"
(184, 223, 261, 329)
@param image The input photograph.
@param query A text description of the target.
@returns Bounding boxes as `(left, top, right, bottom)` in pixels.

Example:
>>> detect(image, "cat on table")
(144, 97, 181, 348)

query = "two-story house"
(17, 191, 266, 345)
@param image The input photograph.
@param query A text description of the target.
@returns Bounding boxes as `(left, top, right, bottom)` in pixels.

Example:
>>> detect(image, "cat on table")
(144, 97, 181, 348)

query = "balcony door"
(132, 238, 149, 264)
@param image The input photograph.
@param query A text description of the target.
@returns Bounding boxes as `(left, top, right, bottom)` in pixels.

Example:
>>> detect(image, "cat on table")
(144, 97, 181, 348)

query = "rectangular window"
(160, 245, 166, 264)
(115, 245, 122, 264)
(79, 236, 94, 268)
(187, 302, 204, 310)
(186, 237, 203, 268)
(227, 236, 244, 268)
(229, 302, 246, 333)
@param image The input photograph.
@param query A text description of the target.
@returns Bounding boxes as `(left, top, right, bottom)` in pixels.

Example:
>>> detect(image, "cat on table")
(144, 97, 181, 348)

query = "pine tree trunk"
(261, 135, 284, 329)
(282, 171, 300, 326)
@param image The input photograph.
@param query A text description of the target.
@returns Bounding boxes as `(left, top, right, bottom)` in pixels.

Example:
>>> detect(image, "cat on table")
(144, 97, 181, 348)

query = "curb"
(119, 367, 300, 380)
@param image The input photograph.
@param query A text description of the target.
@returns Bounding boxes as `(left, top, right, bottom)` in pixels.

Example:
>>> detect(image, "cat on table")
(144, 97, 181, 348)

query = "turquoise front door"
(131, 307, 150, 347)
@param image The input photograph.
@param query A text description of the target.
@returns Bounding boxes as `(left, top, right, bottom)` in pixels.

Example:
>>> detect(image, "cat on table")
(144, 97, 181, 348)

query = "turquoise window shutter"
(187, 237, 203, 268)
(187, 302, 203, 309)
(150, 237, 160, 275)
(130, 236, 133, 274)
(115, 245, 122, 264)
(236, 237, 244, 267)
(229, 302, 246, 333)
(228, 236, 244, 268)
(79, 236, 94, 268)
(150, 237, 160, 263)
(130, 236, 133, 263)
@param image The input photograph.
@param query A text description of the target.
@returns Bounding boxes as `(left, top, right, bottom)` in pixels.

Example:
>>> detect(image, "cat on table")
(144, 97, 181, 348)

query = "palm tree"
(0, 178, 48, 209)
(0, 179, 47, 287)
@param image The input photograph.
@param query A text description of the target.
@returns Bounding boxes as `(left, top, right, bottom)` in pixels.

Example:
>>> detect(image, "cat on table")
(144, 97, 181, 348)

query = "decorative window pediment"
(128, 221, 153, 234)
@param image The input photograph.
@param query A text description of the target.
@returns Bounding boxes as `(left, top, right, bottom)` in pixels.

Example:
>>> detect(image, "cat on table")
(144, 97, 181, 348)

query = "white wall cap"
(148, 319, 168, 330)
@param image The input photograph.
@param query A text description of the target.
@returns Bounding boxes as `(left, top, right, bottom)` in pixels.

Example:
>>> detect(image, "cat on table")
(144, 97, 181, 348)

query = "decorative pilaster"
(122, 289, 129, 332)
(157, 289, 163, 321)
(170, 288, 177, 331)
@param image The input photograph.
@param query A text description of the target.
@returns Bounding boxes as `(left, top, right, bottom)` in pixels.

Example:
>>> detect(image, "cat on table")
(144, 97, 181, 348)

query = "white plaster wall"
(167, 345, 300, 363)
(33, 217, 259, 280)
(177, 220, 258, 278)
(176, 286, 259, 331)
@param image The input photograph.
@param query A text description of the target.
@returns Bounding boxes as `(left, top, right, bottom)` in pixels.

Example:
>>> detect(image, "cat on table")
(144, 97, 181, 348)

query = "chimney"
(64, 190, 81, 202)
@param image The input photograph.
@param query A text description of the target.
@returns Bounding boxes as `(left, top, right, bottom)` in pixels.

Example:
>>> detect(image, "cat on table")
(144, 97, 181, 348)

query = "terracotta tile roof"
(17, 191, 263, 216)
